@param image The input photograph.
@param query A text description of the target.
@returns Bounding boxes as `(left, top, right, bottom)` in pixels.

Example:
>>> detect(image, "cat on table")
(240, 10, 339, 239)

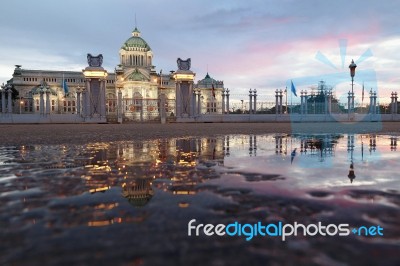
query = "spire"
(132, 13, 141, 37)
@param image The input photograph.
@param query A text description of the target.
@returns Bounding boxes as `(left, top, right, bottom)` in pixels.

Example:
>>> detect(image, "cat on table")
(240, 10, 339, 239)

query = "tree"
(0, 84, 19, 101)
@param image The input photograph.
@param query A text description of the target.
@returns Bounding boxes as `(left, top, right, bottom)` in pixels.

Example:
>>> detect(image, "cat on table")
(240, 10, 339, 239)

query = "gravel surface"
(1, 122, 399, 145)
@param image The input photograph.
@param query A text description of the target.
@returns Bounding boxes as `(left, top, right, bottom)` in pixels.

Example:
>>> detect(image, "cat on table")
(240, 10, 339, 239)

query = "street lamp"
(241, 99, 244, 114)
(349, 59, 357, 112)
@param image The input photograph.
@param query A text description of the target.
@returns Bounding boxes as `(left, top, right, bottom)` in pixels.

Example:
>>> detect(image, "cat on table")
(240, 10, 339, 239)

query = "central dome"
(121, 27, 151, 51)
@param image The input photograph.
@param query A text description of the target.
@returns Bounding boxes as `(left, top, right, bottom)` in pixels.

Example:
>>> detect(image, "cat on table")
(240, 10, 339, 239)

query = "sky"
(0, 0, 399, 103)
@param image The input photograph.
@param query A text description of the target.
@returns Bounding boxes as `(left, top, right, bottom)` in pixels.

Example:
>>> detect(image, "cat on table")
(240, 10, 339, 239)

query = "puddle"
(0, 134, 399, 265)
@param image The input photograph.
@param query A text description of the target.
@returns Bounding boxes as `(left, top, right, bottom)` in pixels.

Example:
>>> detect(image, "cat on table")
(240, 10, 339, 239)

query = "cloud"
(0, 0, 399, 103)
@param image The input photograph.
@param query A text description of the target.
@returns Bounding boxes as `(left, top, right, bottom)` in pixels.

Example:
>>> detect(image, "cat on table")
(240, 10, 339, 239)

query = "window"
(63, 100, 76, 113)
(51, 100, 55, 111)
(207, 102, 217, 113)
(24, 100, 33, 112)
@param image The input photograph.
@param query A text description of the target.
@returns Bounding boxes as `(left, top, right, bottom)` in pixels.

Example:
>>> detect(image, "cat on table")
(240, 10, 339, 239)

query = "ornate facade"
(2, 27, 225, 122)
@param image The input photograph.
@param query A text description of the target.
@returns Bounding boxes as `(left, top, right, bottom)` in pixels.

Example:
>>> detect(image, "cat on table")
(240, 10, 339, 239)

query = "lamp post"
(1, 83, 6, 113)
(349, 59, 357, 113)
(20, 99, 23, 114)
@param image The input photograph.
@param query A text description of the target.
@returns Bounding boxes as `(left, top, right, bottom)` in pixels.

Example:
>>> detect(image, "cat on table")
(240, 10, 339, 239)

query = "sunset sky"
(1, 0, 399, 103)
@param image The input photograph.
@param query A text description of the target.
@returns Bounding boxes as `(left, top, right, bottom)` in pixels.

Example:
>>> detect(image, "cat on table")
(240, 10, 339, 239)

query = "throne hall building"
(4, 27, 225, 122)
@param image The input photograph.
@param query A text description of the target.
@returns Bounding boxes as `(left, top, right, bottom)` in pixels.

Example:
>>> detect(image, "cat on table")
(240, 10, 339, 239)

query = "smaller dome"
(197, 73, 223, 88)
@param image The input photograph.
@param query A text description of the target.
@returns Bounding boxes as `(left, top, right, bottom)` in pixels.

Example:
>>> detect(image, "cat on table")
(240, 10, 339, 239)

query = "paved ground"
(0, 122, 399, 145)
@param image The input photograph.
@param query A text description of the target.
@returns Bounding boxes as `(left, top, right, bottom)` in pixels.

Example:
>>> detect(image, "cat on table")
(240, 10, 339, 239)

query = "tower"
(115, 27, 158, 121)
(174, 58, 195, 119)
(82, 54, 108, 122)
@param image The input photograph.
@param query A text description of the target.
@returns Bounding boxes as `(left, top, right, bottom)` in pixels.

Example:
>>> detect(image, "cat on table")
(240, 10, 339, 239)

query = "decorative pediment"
(127, 68, 149, 81)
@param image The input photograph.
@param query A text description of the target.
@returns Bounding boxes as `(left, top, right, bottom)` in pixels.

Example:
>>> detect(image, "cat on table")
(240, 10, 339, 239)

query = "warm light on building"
(83, 70, 108, 78)
(173, 73, 195, 81)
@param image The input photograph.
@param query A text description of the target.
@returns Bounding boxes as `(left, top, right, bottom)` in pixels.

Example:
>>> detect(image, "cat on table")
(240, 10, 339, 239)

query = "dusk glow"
(1, 0, 399, 102)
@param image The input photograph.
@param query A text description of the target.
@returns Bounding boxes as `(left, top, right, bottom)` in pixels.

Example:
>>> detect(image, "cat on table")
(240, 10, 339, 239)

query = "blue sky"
(0, 0, 399, 103)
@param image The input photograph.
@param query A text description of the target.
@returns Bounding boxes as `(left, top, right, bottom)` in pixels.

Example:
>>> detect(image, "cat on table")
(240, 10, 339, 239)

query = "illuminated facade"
(4, 27, 225, 122)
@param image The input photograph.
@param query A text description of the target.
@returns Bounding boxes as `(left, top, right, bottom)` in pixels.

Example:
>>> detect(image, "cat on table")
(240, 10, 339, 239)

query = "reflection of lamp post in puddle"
(347, 134, 356, 183)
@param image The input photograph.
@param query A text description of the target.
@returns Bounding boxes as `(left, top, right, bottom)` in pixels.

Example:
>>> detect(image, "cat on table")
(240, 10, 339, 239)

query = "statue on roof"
(177, 58, 191, 71)
(87, 54, 103, 67)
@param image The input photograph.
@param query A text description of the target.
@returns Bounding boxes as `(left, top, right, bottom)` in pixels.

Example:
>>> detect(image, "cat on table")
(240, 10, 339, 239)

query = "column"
(369, 90, 373, 114)
(221, 90, 225, 114)
(140, 98, 143, 122)
(226, 89, 230, 114)
(347, 91, 351, 116)
(275, 90, 279, 115)
(7, 87, 13, 113)
(192, 90, 197, 116)
(76, 90, 81, 115)
(100, 79, 106, 117)
(160, 93, 166, 124)
(373, 92, 377, 114)
(176, 81, 181, 117)
(328, 91, 332, 114)
(82, 88, 87, 117)
(39, 89, 44, 115)
(324, 92, 328, 114)
(85, 79, 91, 117)
(189, 81, 194, 117)
(253, 89, 257, 114)
(395, 92, 398, 114)
(300, 91, 304, 115)
(117, 88, 123, 123)
(304, 91, 308, 115)
(249, 89, 253, 114)
(279, 90, 283, 114)
(45, 89, 50, 115)
(1, 87, 6, 113)
(197, 91, 201, 115)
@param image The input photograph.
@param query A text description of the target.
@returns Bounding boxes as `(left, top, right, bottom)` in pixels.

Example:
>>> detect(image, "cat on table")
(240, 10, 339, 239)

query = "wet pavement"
(0, 134, 399, 265)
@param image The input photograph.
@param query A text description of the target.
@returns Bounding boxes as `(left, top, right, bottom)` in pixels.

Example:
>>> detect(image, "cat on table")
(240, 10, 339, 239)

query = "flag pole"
(362, 81, 365, 113)
(290, 81, 293, 114)
(285, 86, 288, 113)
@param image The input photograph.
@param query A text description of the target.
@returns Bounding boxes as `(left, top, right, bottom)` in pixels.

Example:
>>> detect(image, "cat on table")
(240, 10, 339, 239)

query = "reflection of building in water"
(390, 136, 397, 151)
(249, 135, 257, 156)
(83, 144, 119, 193)
(369, 134, 377, 153)
(106, 137, 224, 199)
(199, 138, 224, 162)
(223, 136, 230, 157)
(122, 177, 154, 207)
(275, 134, 288, 155)
(298, 134, 340, 161)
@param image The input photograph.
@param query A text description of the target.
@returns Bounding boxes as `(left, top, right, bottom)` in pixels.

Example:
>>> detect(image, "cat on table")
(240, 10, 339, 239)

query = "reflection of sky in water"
(222, 134, 399, 191)
(0, 134, 399, 265)
(0, 134, 399, 195)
